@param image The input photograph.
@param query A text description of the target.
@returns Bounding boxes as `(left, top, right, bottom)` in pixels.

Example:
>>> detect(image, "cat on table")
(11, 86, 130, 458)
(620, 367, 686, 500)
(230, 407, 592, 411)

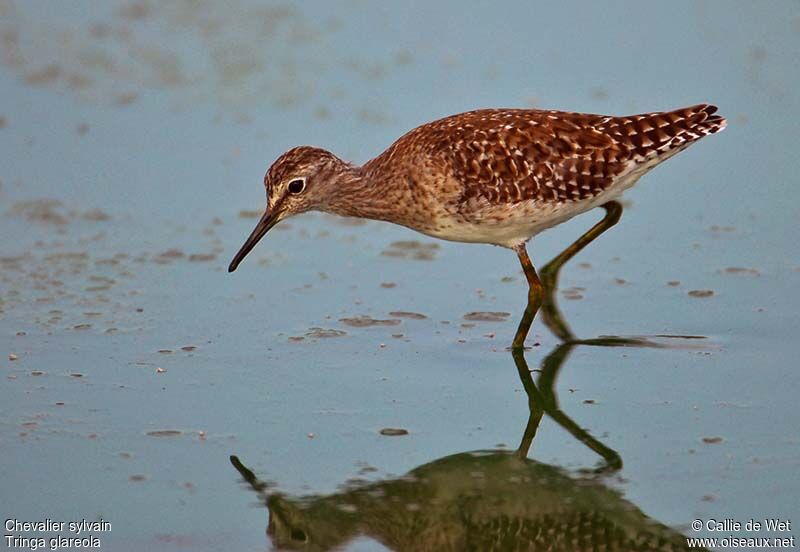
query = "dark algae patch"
(379, 428, 408, 436)
(306, 328, 347, 338)
(688, 289, 715, 298)
(146, 430, 183, 437)
(381, 240, 440, 260)
(387, 311, 427, 320)
(463, 312, 510, 322)
(339, 316, 401, 327)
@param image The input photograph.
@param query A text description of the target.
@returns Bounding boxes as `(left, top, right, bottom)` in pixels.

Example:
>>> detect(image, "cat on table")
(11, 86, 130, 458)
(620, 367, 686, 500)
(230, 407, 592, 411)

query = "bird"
(229, 104, 726, 346)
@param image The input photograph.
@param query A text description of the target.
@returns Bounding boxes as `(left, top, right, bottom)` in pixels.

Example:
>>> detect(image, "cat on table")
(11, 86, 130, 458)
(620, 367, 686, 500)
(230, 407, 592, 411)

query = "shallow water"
(1, 1, 799, 551)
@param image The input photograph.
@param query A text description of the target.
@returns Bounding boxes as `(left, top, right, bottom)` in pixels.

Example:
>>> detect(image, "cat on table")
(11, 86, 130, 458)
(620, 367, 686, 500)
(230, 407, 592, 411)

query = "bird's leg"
(540, 201, 623, 342)
(540, 200, 622, 286)
(511, 201, 622, 349)
(511, 243, 544, 350)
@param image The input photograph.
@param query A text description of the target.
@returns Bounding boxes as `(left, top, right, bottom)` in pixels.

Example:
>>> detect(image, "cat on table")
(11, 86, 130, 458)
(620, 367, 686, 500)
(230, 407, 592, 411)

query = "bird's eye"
(287, 179, 305, 195)
(290, 528, 308, 542)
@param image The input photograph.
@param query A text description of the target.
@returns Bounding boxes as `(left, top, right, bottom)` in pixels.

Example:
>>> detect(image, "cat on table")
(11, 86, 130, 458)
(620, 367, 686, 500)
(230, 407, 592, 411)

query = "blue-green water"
(1, 1, 798, 550)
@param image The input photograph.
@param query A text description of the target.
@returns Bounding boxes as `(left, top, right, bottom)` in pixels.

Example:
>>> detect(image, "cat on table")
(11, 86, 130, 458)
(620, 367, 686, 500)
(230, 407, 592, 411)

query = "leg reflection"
(512, 342, 623, 472)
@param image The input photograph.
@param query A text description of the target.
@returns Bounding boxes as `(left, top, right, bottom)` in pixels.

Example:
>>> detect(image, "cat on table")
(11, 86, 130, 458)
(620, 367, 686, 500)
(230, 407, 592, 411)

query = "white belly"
(424, 180, 634, 249)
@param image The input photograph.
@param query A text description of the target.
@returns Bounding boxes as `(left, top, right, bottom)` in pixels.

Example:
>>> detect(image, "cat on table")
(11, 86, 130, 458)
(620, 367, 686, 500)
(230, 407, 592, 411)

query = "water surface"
(1, 1, 798, 550)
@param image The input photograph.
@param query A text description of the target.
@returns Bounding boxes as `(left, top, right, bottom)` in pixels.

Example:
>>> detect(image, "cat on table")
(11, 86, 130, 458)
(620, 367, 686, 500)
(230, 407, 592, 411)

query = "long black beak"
(228, 210, 279, 272)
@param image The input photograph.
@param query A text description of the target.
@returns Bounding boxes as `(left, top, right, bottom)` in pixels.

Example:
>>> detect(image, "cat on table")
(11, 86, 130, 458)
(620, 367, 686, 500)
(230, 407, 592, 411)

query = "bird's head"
(228, 146, 351, 272)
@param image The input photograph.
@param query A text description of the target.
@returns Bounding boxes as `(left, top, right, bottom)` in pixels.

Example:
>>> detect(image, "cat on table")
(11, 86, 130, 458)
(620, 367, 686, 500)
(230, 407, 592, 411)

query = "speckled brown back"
(369, 105, 726, 208)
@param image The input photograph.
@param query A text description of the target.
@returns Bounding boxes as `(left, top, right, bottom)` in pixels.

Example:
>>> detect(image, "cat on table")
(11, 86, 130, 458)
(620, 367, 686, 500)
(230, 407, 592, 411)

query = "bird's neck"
(323, 164, 404, 224)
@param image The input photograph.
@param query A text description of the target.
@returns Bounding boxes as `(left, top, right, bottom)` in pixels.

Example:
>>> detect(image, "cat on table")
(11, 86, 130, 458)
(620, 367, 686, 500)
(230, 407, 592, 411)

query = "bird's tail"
(660, 103, 727, 146)
(599, 104, 726, 161)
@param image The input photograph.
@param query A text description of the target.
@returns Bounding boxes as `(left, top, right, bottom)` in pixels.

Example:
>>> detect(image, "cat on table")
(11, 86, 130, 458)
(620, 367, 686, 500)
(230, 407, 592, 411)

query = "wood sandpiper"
(229, 104, 726, 348)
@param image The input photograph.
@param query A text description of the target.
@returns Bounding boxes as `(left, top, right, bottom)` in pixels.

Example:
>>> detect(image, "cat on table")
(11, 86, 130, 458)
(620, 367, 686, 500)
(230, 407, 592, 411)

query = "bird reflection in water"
(231, 201, 708, 551)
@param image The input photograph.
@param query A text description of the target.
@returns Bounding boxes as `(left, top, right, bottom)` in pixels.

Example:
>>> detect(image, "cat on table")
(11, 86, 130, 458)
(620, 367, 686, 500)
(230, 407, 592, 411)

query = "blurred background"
(1, 1, 798, 550)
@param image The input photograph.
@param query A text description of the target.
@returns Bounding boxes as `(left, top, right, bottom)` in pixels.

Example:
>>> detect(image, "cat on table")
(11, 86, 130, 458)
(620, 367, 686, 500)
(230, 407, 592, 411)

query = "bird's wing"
(435, 106, 724, 210)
